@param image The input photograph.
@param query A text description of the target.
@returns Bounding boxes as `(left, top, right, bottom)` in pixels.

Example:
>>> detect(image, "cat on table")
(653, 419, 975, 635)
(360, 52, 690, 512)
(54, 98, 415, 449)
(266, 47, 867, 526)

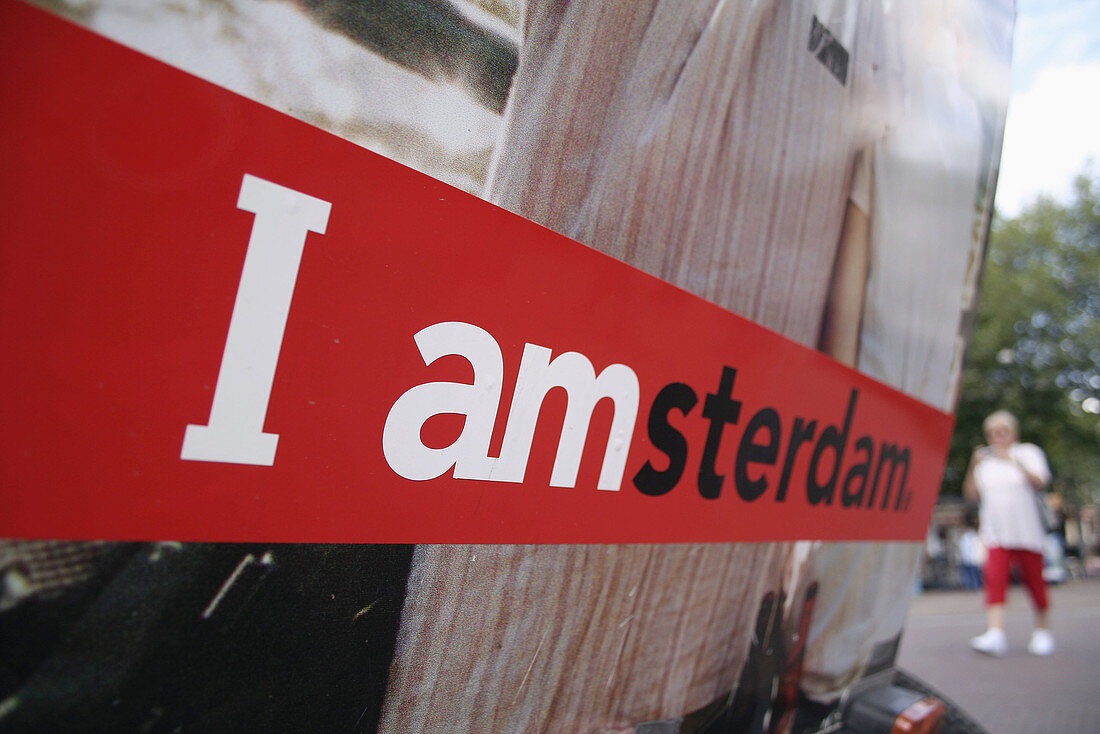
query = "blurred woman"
(963, 410, 1054, 656)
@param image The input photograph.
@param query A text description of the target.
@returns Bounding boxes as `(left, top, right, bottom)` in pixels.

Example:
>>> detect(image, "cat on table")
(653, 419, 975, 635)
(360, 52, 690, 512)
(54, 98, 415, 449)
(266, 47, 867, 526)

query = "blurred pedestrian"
(957, 510, 984, 590)
(962, 410, 1054, 656)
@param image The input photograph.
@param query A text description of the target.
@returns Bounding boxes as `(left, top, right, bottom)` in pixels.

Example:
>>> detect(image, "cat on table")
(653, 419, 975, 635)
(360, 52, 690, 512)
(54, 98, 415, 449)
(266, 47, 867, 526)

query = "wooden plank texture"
(380, 1, 886, 730)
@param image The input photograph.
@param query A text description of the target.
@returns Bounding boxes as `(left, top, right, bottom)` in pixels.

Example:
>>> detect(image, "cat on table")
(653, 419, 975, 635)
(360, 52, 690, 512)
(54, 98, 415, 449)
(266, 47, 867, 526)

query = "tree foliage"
(944, 168, 1100, 510)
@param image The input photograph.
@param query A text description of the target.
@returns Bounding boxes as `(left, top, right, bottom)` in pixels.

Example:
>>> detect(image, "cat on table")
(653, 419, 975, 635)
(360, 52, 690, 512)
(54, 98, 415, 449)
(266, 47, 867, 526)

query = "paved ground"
(896, 577, 1100, 734)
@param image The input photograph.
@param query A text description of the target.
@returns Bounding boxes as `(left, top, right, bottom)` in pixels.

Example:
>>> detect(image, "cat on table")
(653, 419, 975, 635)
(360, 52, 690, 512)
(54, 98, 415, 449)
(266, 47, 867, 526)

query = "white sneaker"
(1028, 629, 1055, 656)
(970, 628, 1007, 657)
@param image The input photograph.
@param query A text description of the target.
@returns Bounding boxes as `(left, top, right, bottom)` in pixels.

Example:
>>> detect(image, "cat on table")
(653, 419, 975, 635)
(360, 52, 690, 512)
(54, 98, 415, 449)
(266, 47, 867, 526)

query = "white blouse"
(974, 443, 1052, 552)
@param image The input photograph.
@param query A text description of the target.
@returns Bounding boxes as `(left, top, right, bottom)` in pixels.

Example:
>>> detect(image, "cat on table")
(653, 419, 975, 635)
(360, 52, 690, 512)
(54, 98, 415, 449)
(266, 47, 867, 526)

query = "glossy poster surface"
(1, 1, 1012, 733)
(2, 1, 950, 544)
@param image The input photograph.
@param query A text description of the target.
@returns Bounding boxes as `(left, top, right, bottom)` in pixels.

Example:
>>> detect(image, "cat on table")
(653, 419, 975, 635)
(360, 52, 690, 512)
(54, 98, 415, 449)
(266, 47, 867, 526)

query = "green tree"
(945, 168, 1100, 515)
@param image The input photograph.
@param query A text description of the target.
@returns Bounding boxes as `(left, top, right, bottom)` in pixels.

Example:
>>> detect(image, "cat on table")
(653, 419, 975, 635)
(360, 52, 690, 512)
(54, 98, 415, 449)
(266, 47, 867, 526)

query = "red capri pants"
(984, 546, 1048, 610)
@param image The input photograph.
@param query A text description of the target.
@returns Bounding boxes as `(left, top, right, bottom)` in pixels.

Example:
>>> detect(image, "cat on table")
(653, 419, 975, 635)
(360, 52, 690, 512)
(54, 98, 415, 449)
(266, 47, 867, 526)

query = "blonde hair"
(982, 410, 1019, 438)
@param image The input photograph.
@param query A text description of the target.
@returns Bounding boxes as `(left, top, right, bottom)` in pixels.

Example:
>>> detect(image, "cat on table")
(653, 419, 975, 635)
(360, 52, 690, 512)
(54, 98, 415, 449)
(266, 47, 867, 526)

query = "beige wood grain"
(487, 0, 881, 345)
(380, 2, 885, 731)
(380, 543, 785, 731)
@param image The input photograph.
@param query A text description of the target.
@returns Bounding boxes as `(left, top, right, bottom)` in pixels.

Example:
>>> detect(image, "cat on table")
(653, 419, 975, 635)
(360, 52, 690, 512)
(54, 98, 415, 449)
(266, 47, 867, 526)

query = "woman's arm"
(1012, 448, 1051, 490)
(962, 446, 985, 501)
(819, 199, 870, 366)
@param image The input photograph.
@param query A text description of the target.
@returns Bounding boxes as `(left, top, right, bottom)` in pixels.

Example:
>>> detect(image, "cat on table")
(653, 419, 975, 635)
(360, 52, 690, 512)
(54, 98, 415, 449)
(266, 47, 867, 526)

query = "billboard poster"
(0, 1, 1012, 732)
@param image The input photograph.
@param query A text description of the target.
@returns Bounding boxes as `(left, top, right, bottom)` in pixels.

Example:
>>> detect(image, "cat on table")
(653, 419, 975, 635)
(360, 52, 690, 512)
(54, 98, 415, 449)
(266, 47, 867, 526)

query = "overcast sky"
(995, 0, 1100, 215)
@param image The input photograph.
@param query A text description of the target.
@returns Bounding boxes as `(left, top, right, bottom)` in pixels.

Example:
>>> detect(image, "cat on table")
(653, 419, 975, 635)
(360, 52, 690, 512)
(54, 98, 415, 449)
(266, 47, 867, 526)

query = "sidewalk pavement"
(897, 577, 1100, 734)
